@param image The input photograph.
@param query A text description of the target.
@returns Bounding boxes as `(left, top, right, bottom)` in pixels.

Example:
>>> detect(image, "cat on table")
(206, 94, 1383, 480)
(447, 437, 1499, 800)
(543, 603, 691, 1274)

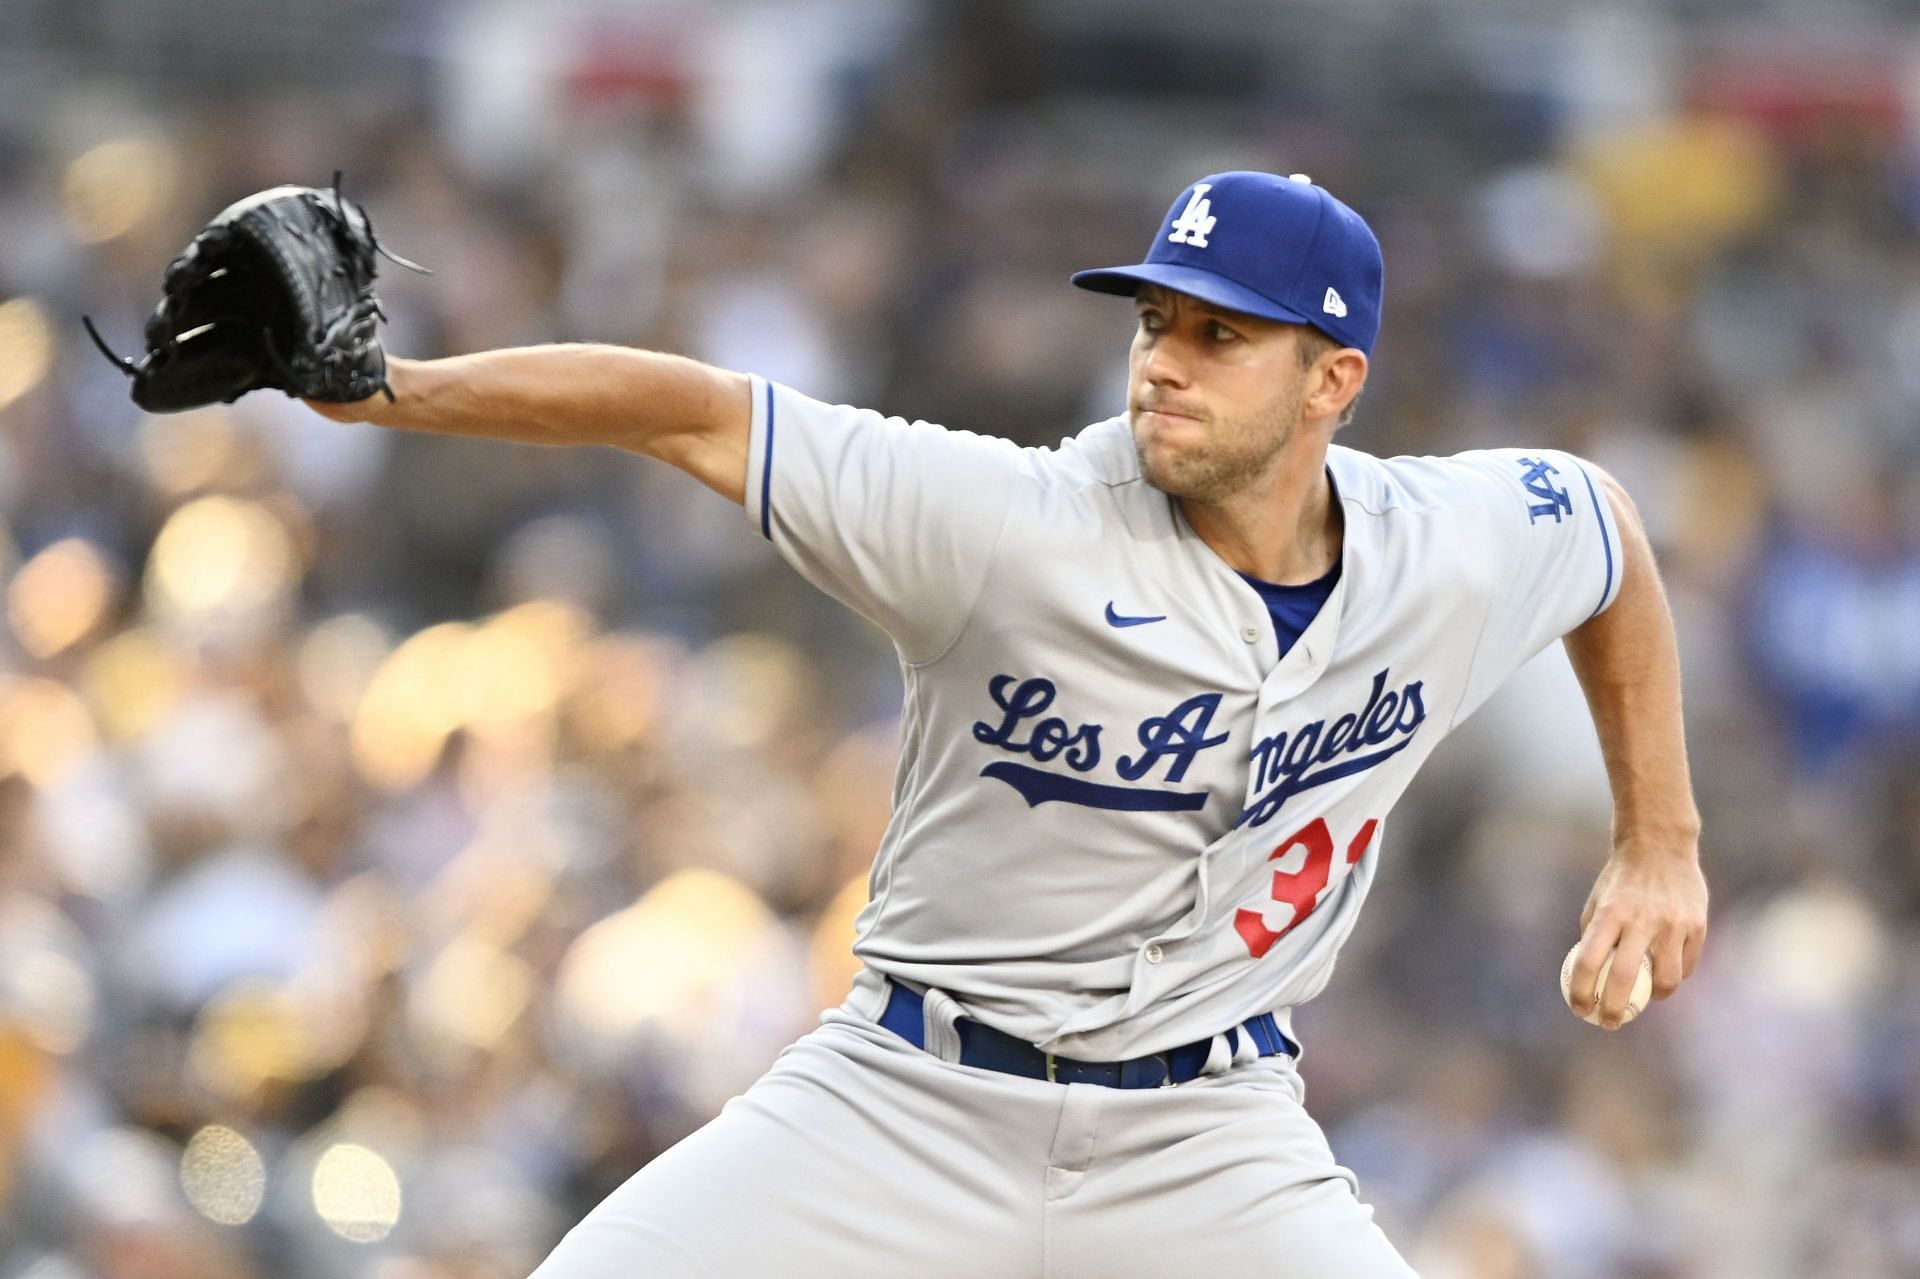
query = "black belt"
(877, 980, 1293, 1089)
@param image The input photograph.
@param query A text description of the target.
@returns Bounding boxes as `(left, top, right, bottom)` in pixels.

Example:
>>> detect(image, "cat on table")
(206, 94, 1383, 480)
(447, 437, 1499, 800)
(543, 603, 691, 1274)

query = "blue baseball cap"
(1072, 171, 1384, 354)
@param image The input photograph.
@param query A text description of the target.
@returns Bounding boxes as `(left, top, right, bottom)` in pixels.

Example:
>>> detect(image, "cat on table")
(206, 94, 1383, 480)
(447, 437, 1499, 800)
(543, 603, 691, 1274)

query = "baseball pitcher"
(292, 170, 1708, 1276)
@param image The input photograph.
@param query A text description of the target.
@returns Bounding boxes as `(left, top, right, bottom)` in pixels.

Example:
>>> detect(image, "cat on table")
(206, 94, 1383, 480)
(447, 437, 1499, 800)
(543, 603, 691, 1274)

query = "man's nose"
(1140, 333, 1192, 388)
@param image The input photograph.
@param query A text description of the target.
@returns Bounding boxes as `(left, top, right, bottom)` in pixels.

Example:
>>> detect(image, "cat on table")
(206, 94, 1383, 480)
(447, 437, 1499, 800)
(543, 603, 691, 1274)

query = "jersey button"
(1242, 625, 1259, 643)
(1145, 943, 1165, 963)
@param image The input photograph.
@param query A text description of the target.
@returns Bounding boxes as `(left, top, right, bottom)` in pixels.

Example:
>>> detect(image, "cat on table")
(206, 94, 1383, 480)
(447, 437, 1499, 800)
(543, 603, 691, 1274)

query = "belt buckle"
(1045, 1052, 1058, 1083)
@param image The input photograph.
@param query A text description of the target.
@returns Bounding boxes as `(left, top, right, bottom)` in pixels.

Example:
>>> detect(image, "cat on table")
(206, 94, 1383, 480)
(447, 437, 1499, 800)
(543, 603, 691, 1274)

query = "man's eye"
(1137, 311, 1162, 330)
(1209, 323, 1237, 342)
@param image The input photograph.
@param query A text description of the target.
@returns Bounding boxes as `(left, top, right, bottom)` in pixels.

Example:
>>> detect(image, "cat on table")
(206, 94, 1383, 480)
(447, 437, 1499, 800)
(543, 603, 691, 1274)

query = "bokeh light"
(556, 868, 779, 1049)
(313, 874, 411, 983)
(0, 1029, 57, 1158)
(7, 538, 116, 660)
(1747, 883, 1889, 1012)
(410, 931, 537, 1054)
(351, 621, 472, 791)
(79, 627, 190, 744)
(311, 1143, 403, 1243)
(187, 982, 343, 1101)
(35, 761, 153, 902)
(143, 496, 300, 639)
(0, 677, 98, 787)
(1578, 116, 1779, 253)
(461, 600, 586, 735)
(565, 633, 674, 752)
(692, 633, 811, 749)
(298, 613, 395, 723)
(179, 1125, 267, 1226)
(422, 825, 558, 945)
(810, 874, 867, 1015)
(6, 947, 94, 1055)
(0, 298, 55, 412)
(0, 894, 97, 1055)
(349, 602, 591, 790)
(62, 136, 176, 244)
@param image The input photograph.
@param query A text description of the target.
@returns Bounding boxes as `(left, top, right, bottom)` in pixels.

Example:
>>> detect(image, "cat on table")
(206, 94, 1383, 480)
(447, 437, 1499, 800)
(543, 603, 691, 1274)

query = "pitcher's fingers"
(1650, 928, 1685, 1000)
(1682, 923, 1707, 978)
(1599, 928, 1655, 1028)
(1570, 921, 1623, 1015)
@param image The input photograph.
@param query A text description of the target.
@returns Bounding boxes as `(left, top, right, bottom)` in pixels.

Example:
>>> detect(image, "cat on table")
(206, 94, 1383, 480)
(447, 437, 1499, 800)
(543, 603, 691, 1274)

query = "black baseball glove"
(84, 174, 427, 413)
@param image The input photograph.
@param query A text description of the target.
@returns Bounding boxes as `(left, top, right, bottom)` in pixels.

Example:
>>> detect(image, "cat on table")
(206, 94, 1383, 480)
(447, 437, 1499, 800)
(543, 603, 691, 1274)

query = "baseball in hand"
(1560, 944, 1652, 1027)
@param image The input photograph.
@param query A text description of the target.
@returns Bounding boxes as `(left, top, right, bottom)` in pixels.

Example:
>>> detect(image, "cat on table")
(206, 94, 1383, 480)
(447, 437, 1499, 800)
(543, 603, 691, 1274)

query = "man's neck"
(1178, 440, 1342, 585)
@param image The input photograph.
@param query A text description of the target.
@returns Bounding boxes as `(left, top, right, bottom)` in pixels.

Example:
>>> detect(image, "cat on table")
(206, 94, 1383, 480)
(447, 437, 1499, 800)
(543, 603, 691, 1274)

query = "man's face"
(1127, 285, 1312, 502)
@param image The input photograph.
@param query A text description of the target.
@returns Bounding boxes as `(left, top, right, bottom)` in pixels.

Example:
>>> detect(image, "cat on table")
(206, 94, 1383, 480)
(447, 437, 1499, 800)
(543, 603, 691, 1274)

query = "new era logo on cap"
(1069, 170, 1385, 355)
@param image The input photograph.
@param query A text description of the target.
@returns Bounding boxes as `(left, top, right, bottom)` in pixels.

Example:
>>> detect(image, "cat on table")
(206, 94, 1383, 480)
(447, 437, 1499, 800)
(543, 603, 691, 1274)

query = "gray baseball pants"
(529, 999, 1419, 1278)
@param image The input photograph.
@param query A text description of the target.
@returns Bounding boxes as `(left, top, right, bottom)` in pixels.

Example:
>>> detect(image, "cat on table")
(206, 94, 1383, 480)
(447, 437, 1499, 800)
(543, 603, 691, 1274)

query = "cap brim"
(1069, 263, 1314, 327)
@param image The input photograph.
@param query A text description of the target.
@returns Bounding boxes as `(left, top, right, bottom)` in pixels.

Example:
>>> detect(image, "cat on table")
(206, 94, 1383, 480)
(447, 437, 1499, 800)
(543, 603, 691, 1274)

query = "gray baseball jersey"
(741, 375, 1621, 1063)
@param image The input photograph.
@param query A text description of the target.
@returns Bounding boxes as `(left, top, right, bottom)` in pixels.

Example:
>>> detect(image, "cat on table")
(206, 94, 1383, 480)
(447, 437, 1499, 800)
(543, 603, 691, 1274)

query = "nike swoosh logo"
(1105, 602, 1167, 628)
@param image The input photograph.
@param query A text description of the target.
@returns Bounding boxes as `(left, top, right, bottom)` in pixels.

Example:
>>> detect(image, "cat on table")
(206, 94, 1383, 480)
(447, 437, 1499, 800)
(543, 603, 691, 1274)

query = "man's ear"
(1309, 348, 1368, 426)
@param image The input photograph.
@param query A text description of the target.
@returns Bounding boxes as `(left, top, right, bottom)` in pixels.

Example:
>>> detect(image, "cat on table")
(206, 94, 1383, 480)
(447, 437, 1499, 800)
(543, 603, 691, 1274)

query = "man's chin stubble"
(1134, 430, 1290, 504)
(1137, 447, 1254, 503)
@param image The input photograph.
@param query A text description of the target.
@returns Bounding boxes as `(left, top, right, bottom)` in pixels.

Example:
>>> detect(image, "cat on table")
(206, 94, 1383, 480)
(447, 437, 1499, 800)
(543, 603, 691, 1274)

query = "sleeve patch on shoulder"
(1513, 455, 1575, 524)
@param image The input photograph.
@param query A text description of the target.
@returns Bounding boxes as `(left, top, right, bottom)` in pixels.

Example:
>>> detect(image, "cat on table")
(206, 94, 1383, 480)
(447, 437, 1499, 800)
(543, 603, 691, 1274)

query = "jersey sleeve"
(742, 376, 1025, 665)
(1451, 447, 1625, 724)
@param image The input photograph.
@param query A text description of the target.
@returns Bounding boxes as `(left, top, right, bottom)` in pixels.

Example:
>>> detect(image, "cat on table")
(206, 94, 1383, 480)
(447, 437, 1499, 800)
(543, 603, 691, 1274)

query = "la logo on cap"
(1168, 184, 1216, 248)
(1322, 287, 1347, 318)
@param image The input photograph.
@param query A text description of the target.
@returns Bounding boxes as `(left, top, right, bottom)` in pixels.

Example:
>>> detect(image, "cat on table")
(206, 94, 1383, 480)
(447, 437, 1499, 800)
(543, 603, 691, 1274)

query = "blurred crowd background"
(2, 1, 1919, 1277)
